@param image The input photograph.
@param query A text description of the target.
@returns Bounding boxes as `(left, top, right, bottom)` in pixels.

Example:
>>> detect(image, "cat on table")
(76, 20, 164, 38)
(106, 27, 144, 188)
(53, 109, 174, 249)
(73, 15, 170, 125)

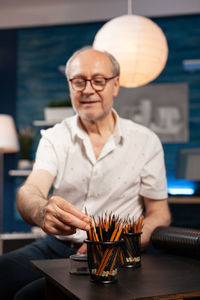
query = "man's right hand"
(40, 195, 90, 236)
(17, 170, 90, 236)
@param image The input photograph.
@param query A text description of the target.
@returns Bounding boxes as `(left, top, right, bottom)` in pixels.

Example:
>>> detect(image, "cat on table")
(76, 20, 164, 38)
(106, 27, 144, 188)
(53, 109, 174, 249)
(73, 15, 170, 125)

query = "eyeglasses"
(69, 75, 117, 92)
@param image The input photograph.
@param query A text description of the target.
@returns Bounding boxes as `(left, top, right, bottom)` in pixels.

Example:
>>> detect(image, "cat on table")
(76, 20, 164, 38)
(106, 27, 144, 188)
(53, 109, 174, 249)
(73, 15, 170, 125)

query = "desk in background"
(168, 196, 200, 204)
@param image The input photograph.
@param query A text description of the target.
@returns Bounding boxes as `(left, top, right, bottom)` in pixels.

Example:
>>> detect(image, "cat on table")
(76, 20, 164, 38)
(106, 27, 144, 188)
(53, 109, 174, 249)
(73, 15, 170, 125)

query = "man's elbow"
(16, 185, 23, 213)
(163, 209, 171, 226)
(16, 182, 28, 214)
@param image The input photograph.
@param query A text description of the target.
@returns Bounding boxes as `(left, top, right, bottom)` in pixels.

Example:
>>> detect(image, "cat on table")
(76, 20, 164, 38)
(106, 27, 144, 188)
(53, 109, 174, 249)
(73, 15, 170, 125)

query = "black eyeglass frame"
(69, 75, 117, 92)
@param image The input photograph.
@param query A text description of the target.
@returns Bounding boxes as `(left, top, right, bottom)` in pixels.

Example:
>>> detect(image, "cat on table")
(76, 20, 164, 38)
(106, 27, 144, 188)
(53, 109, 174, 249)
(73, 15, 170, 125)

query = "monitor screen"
(177, 148, 200, 180)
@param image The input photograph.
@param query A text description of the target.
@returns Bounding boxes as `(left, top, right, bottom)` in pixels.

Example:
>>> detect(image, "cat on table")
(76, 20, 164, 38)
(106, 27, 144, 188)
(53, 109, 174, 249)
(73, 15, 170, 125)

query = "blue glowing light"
(167, 187, 195, 195)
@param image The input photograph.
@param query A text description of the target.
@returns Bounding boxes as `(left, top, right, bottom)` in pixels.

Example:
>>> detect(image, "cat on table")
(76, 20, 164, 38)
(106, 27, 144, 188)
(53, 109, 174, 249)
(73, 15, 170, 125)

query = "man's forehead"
(69, 50, 113, 76)
(75, 49, 109, 61)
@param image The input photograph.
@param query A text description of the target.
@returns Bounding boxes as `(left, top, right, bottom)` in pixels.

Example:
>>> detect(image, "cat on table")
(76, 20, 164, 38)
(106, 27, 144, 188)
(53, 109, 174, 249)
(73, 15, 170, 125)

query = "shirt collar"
(65, 114, 86, 141)
(112, 109, 124, 145)
(65, 109, 124, 145)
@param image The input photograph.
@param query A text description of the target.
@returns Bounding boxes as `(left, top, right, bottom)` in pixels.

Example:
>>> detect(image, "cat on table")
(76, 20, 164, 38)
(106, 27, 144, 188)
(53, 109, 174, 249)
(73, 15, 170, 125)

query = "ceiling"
(0, 0, 200, 29)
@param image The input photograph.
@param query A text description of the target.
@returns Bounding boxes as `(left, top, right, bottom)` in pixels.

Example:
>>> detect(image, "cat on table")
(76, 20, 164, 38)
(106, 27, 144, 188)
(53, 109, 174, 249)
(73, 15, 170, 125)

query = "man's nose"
(83, 80, 95, 93)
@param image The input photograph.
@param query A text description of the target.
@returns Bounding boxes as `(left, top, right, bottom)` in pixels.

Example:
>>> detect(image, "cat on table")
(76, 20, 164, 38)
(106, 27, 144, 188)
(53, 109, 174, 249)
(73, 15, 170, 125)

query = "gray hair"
(65, 46, 120, 79)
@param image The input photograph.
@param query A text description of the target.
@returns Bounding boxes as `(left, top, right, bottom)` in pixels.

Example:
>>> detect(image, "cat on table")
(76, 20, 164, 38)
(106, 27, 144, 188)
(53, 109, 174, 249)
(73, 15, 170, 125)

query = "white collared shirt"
(33, 111, 168, 242)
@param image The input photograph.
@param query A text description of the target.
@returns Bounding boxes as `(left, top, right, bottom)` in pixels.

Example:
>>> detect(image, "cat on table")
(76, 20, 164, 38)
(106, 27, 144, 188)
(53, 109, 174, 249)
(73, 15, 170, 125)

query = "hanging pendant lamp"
(93, 2, 168, 88)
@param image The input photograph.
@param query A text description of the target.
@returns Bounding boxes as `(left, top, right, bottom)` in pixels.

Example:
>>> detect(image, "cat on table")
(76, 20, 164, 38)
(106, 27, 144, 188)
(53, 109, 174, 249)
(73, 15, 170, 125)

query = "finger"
(53, 227, 76, 236)
(43, 215, 77, 235)
(51, 196, 90, 222)
(44, 226, 76, 235)
(47, 227, 76, 236)
(49, 196, 90, 231)
(56, 207, 90, 231)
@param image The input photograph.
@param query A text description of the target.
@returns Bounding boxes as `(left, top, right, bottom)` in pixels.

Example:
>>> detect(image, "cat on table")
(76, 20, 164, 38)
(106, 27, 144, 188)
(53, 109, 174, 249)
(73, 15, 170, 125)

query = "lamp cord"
(128, 0, 133, 15)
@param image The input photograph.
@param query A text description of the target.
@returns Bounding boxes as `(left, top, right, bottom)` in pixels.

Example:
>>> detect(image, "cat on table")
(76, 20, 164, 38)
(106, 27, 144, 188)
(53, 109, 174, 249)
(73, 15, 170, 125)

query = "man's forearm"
(17, 180, 90, 236)
(142, 213, 171, 249)
(17, 183, 48, 227)
(141, 199, 171, 249)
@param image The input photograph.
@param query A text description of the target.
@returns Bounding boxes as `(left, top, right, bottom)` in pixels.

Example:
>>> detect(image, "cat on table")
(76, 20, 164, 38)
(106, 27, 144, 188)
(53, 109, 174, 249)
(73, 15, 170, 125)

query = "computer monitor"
(177, 148, 200, 181)
(176, 148, 200, 195)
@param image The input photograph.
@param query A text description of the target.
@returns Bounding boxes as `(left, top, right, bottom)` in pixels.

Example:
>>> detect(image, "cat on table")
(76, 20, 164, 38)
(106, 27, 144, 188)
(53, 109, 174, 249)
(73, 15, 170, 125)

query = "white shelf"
(0, 228, 46, 255)
(9, 169, 31, 176)
(33, 120, 56, 127)
(0, 231, 45, 240)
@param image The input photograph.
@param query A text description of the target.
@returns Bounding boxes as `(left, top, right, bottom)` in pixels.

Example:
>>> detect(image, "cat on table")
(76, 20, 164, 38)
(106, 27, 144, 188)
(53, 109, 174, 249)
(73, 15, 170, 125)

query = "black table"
(31, 252, 200, 300)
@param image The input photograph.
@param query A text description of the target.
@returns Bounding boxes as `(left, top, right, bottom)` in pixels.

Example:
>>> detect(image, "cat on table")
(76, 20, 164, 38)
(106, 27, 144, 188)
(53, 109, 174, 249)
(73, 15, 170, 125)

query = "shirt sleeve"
(33, 129, 58, 178)
(139, 133, 168, 200)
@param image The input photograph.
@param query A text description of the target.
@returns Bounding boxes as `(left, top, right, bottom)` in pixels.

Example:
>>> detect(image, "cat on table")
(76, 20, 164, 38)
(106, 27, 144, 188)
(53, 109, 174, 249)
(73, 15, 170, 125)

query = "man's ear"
(113, 76, 120, 97)
(68, 80, 73, 96)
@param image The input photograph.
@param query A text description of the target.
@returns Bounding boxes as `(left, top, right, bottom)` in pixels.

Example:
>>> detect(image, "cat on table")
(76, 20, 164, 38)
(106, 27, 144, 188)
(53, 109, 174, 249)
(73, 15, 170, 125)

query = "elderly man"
(0, 46, 171, 299)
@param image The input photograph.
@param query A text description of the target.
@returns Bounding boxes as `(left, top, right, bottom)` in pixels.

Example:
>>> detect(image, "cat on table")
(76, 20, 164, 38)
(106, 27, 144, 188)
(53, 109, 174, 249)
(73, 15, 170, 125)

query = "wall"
(17, 22, 103, 127)
(1, 14, 200, 232)
(155, 15, 200, 192)
(0, 29, 23, 232)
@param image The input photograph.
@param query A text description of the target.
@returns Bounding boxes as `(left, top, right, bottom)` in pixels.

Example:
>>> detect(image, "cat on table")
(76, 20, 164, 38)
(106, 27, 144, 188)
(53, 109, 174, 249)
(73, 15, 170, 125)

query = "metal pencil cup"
(85, 240, 121, 283)
(120, 232, 142, 268)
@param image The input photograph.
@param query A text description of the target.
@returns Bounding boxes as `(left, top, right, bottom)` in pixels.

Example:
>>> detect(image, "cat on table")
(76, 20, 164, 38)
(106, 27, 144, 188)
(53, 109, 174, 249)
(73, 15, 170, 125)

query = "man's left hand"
(77, 243, 87, 254)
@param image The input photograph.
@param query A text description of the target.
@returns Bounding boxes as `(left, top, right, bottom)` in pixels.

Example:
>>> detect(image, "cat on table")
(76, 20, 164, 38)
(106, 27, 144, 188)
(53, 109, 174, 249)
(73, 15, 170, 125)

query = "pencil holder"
(85, 240, 121, 283)
(120, 232, 142, 268)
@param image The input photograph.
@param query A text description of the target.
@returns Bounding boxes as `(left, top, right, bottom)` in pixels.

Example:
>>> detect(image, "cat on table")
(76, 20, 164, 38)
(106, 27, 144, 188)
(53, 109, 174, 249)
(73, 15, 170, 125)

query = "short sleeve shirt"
(33, 111, 168, 242)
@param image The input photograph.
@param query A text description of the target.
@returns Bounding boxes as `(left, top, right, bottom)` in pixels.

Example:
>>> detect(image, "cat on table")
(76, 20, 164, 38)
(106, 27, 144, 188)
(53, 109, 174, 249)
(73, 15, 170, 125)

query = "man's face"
(67, 49, 120, 121)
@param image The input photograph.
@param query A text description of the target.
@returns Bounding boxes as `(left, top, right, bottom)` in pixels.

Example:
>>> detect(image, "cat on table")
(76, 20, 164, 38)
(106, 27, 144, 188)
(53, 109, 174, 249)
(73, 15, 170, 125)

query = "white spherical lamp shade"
(0, 114, 19, 153)
(93, 15, 168, 88)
